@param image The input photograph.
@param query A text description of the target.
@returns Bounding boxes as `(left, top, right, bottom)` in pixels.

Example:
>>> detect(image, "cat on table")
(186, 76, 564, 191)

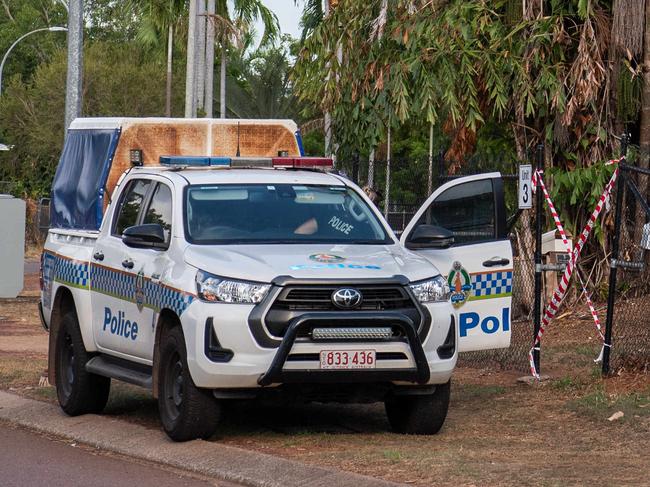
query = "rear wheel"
(385, 381, 450, 435)
(55, 311, 110, 416)
(158, 326, 220, 441)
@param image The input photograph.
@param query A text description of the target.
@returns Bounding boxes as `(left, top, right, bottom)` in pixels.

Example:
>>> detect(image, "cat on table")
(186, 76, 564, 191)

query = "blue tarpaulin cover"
(50, 128, 120, 230)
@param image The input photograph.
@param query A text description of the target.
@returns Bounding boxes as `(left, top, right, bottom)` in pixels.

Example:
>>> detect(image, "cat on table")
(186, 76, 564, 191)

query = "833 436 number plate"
(319, 350, 376, 369)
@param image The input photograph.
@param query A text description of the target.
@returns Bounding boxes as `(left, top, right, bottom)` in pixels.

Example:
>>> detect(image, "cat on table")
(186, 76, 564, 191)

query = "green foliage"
(0, 42, 185, 196)
(0, 0, 68, 86)
(546, 162, 616, 243)
(617, 61, 643, 123)
(226, 38, 301, 119)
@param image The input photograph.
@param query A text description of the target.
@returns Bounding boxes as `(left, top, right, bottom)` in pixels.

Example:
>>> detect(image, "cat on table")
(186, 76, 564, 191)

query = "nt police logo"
(448, 261, 472, 308)
(309, 253, 345, 263)
(135, 270, 145, 312)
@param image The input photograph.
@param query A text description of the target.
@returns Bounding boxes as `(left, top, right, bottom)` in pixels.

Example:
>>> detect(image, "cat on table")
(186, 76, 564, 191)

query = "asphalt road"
(0, 422, 230, 487)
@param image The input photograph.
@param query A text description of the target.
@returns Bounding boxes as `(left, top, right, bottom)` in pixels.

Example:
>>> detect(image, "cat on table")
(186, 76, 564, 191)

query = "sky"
(255, 0, 303, 40)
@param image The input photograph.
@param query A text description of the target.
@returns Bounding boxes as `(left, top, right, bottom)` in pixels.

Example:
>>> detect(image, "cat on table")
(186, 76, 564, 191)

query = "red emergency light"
(271, 157, 333, 169)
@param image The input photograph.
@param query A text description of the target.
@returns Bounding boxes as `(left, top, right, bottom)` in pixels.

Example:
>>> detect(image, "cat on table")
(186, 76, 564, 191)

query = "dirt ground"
(1, 262, 649, 486)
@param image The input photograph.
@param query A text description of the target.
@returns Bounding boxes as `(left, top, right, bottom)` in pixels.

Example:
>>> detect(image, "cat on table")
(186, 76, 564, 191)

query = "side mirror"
(122, 224, 167, 249)
(406, 224, 454, 249)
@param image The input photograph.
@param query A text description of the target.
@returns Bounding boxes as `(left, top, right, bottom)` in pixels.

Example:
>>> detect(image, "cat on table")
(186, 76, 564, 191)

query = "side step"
(86, 354, 153, 389)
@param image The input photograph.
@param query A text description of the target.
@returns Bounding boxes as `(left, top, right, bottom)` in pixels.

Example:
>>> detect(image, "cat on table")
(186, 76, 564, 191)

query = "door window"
(112, 179, 151, 237)
(413, 179, 495, 245)
(143, 183, 173, 244)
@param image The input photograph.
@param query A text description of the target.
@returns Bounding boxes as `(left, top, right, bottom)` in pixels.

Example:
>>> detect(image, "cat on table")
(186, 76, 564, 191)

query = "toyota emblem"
(332, 288, 362, 309)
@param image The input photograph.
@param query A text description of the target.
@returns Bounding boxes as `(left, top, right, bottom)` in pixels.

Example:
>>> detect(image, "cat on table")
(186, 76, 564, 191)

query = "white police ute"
(40, 118, 512, 441)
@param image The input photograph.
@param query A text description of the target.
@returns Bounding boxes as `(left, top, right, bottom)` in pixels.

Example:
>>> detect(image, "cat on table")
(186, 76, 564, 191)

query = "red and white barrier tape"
(533, 171, 605, 342)
(528, 157, 622, 378)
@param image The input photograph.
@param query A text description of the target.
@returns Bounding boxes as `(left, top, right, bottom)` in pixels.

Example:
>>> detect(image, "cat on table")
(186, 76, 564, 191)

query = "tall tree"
(209, 0, 279, 118)
(131, 0, 187, 117)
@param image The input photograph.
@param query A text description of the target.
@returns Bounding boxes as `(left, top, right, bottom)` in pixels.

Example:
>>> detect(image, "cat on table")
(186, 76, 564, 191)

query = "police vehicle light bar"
(159, 155, 333, 169)
(159, 156, 231, 166)
(272, 157, 333, 168)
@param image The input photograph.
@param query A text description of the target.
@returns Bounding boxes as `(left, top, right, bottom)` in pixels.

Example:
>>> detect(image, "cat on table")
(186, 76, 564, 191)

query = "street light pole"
(65, 0, 83, 130)
(0, 27, 67, 97)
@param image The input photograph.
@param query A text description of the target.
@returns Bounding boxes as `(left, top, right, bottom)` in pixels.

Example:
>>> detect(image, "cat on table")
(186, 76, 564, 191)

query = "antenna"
(236, 122, 241, 157)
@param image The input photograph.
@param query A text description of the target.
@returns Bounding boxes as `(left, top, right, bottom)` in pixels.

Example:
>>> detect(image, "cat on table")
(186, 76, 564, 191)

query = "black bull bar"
(257, 311, 431, 386)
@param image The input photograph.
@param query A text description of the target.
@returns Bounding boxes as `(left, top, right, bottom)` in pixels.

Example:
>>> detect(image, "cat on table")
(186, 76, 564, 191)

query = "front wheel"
(385, 381, 450, 435)
(55, 311, 110, 416)
(158, 326, 221, 441)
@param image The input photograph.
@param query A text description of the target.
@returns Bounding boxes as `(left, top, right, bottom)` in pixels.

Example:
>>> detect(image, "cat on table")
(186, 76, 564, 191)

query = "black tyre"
(55, 311, 110, 416)
(385, 381, 451, 435)
(158, 326, 220, 441)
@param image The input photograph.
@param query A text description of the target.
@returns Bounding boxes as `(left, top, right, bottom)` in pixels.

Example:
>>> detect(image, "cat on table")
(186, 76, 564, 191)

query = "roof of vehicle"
(131, 167, 348, 186)
(69, 117, 298, 132)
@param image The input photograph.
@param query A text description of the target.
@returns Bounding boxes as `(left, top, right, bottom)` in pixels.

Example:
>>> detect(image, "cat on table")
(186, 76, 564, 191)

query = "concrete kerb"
(0, 391, 403, 487)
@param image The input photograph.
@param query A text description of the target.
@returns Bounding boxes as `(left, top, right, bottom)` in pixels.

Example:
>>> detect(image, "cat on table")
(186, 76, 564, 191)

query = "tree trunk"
(367, 148, 375, 188)
(635, 0, 650, 249)
(165, 24, 173, 117)
(185, 0, 197, 117)
(220, 46, 226, 118)
(384, 124, 391, 219)
(195, 0, 206, 113)
(512, 121, 536, 317)
(204, 0, 215, 118)
(64, 0, 83, 130)
(427, 122, 434, 195)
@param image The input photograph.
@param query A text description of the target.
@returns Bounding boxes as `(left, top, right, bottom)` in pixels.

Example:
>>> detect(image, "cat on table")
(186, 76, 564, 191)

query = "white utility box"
(0, 195, 26, 298)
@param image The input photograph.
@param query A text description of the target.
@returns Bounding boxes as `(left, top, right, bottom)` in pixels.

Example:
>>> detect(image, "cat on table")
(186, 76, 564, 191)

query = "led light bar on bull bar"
(159, 155, 333, 169)
(312, 327, 393, 340)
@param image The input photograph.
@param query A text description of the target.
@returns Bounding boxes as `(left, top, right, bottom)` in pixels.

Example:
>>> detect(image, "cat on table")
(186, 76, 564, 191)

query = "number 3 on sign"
(518, 164, 532, 209)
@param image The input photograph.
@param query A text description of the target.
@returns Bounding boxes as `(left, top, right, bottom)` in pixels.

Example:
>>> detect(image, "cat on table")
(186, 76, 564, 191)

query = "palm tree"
(208, 0, 279, 118)
(226, 39, 298, 120)
(298, 0, 323, 43)
(132, 0, 187, 117)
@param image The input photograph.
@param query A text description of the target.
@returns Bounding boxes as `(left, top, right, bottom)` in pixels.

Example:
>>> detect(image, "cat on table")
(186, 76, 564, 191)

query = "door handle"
(93, 251, 104, 261)
(482, 257, 510, 267)
(121, 258, 134, 269)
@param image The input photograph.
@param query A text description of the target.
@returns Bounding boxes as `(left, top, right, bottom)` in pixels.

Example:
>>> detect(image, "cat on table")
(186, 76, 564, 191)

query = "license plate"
(319, 350, 376, 369)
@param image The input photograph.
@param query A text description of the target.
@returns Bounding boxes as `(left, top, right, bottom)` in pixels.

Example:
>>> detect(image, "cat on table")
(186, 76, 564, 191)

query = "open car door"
(401, 173, 513, 352)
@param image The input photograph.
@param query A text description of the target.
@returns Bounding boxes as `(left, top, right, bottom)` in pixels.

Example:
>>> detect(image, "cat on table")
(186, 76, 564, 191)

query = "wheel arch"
(152, 308, 182, 399)
(48, 286, 79, 385)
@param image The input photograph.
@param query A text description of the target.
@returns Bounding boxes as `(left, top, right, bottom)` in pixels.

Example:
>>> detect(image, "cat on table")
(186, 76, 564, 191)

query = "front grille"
(273, 286, 413, 311)
(263, 284, 422, 338)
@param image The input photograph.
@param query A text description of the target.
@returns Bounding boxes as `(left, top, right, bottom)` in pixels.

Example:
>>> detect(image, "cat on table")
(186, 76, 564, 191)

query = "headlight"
(196, 270, 270, 304)
(409, 276, 451, 303)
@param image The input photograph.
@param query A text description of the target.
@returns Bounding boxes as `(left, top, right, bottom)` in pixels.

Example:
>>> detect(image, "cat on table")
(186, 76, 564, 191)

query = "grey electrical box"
(641, 222, 650, 251)
(0, 195, 26, 298)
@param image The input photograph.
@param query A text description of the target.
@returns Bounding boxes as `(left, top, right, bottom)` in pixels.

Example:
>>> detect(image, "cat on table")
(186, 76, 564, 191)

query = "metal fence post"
(602, 134, 629, 375)
(532, 144, 544, 374)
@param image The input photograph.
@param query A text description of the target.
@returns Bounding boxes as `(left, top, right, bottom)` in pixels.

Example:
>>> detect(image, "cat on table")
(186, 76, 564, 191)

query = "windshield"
(185, 184, 391, 244)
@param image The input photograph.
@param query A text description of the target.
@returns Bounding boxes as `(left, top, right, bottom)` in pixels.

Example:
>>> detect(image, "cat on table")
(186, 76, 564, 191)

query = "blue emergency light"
(158, 155, 333, 169)
(159, 156, 231, 166)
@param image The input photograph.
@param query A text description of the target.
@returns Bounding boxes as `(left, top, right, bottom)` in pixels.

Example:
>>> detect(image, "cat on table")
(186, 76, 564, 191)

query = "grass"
(382, 450, 402, 463)
(0, 354, 47, 390)
(453, 383, 506, 400)
(568, 386, 650, 422)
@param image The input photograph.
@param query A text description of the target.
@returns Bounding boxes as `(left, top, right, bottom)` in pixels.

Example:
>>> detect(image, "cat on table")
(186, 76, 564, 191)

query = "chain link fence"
(604, 155, 650, 373)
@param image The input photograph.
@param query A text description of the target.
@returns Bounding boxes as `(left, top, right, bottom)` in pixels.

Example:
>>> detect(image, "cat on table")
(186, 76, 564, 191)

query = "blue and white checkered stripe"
(47, 252, 89, 289)
(90, 264, 133, 298)
(472, 271, 513, 298)
(45, 251, 193, 316)
(150, 283, 194, 316)
(89, 264, 194, 316)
